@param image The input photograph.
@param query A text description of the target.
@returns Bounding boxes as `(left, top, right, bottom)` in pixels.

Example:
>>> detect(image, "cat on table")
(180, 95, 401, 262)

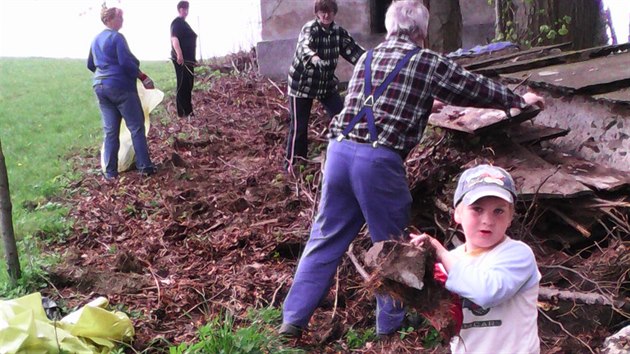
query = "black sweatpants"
(173, 61, 195, 117)
(284, 92, 344, 170)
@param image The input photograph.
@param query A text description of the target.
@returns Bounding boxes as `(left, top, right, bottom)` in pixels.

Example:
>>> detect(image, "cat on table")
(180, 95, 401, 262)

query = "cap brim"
(461, 186, 514, 206)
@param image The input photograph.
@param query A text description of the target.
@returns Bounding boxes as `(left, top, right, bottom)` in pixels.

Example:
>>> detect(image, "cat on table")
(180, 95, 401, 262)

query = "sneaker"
(376, 331, 399, 343)
(279, 323, 303, 339)
(139, 166, 157, 177)
(103, 173, 118, 181)
(405, 312, 423, 329)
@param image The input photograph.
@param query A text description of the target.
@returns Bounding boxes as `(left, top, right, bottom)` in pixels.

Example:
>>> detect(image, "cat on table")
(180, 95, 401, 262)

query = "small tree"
(0, 139, 20, 285)
(490, 0, 607, 49)
(426, 0, 462, 53)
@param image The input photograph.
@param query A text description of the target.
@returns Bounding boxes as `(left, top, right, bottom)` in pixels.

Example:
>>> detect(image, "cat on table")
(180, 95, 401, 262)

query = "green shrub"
(169, 308, 303, 354)
(344, 327, 376, 349)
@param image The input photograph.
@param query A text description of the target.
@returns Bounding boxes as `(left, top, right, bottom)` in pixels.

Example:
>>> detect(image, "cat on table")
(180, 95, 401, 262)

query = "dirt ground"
(44, 54, 629, 353)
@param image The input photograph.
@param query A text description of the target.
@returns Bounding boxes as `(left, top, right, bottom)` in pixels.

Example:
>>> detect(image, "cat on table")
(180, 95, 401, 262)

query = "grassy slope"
(0, 57, 174, 292)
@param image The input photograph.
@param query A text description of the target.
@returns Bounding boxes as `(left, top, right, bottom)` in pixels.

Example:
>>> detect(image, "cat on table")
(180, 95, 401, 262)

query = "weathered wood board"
(536, 149, 630, 191)
(462, 42, 571, 71)
(502, 51, 630, 93)
(475, 42, 630, 76)
(428, 105, 541, 134)
(507, 122, 569, 145)
(491, 142, 593, 200)
(593, 87, 630, 104)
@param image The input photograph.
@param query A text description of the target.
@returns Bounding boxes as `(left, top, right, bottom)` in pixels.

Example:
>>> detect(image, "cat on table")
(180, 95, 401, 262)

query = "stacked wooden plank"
(401, 42, 630, 349)
(422, 98, 630, 247)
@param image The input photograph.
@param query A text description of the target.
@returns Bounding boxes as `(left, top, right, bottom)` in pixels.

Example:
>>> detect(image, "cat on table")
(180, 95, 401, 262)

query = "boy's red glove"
(433, 263, 463, 334)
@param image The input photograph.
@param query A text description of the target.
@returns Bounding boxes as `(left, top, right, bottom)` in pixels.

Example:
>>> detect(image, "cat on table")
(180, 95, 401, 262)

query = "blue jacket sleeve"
(87, 48, 96, 73)
(114, 33, 140, 79)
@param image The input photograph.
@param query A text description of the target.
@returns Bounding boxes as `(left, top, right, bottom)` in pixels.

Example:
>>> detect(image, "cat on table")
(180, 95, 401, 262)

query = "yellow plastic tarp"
(0, 293, 134, 354)
(100, 83, 164, 173)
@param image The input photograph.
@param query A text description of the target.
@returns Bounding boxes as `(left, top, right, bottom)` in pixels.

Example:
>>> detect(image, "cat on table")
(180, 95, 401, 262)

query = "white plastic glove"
(139, 72, 154, 90)
(522, 92, 545, 109)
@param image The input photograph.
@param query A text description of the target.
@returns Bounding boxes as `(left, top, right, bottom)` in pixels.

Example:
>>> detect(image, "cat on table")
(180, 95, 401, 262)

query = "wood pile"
(401, 95, 630, 349)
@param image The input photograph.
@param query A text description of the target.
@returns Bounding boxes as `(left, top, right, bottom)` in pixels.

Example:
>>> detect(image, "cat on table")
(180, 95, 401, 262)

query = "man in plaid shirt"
(284, 0, 364, 172)
(280, 0, 545, 339)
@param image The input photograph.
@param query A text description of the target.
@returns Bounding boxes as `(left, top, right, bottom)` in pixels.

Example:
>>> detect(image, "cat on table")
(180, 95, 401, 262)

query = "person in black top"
(170, 0, 197, 118)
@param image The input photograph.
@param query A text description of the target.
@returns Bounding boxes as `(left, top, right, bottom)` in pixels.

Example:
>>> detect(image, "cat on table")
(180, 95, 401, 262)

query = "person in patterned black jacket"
(279, 0, 545, 340)
(284, 0, 364, 172)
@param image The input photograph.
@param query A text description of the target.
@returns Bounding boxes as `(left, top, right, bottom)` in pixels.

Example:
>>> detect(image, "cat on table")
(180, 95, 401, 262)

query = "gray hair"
(385, 0, 430, 40)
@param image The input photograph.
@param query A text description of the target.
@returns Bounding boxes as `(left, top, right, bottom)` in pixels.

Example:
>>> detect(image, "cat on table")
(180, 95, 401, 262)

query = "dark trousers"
(95, 85, 154, 178)
(173, 61, 195, 117)
(284, 93, 344, 170)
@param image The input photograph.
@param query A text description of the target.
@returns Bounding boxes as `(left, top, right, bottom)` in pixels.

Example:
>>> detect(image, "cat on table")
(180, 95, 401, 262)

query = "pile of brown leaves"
(46, 58, 443, 352)
(44, 52, 628, 353)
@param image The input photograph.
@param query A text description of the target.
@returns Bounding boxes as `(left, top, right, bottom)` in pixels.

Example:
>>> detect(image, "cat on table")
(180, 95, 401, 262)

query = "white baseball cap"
(453, 164, 517, 207)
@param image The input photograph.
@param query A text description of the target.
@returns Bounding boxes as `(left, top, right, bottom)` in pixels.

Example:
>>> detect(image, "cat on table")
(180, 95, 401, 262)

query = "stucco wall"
(256, 0, 496, 81)
(532, 93, 630, 169)
(260, 0, 370, 41)
(257, 0, 377, 82)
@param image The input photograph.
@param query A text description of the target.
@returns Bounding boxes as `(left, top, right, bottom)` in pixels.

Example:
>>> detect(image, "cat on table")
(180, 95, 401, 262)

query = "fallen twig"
(539, 286, 630, 313)
(538, 308, 596, 354)
(332, 269, 340, 320)
(346, 243, 370, 281)
(267, 77, 285, 98)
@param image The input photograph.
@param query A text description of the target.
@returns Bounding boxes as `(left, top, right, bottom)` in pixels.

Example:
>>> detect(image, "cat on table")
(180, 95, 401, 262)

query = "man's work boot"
(279, 323, 303, 339)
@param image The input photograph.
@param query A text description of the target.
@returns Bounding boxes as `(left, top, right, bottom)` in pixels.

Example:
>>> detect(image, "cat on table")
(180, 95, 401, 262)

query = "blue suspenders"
(337, 47, 421, 147)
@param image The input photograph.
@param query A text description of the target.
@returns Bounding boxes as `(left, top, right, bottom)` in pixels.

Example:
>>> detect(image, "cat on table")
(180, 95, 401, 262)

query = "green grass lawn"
(0, 57, 175, 294)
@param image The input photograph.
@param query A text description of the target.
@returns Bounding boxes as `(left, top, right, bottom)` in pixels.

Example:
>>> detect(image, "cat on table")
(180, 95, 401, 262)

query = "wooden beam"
(474, 43, 630, 76)
(463, 42, 572, 71)
(428, 105, 540, 135)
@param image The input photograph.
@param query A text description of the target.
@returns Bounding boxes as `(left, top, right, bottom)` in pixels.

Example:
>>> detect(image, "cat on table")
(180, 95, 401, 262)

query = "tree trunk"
(427, 0, 462, 53)
(501, 0, 606, 49)
(0, 139, 20, 285)
(558, 0, 607, 49)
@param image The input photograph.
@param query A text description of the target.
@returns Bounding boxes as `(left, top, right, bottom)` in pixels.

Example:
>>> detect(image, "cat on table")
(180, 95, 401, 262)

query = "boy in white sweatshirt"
(411, 164, 541, 353)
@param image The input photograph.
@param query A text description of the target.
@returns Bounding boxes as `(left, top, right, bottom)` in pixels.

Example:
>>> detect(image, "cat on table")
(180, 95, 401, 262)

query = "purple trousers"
(282, 138, 412, 335)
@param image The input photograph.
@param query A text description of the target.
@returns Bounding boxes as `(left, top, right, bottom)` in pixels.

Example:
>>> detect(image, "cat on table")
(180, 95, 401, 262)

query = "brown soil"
(43, 53, 628, 353)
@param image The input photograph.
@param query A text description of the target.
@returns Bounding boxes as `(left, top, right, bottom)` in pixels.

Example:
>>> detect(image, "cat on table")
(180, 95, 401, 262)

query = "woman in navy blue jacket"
(87, 7, 156, 179)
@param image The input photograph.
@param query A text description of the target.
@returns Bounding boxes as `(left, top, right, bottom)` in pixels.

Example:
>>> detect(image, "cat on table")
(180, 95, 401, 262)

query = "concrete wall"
(257, 0, 378, 82)
(257, 0, 496, 81)
(260, 0, 370, 41)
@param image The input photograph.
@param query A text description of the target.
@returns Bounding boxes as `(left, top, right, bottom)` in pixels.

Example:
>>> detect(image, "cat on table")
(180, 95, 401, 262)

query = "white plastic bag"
(100, 82, 164, 173)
